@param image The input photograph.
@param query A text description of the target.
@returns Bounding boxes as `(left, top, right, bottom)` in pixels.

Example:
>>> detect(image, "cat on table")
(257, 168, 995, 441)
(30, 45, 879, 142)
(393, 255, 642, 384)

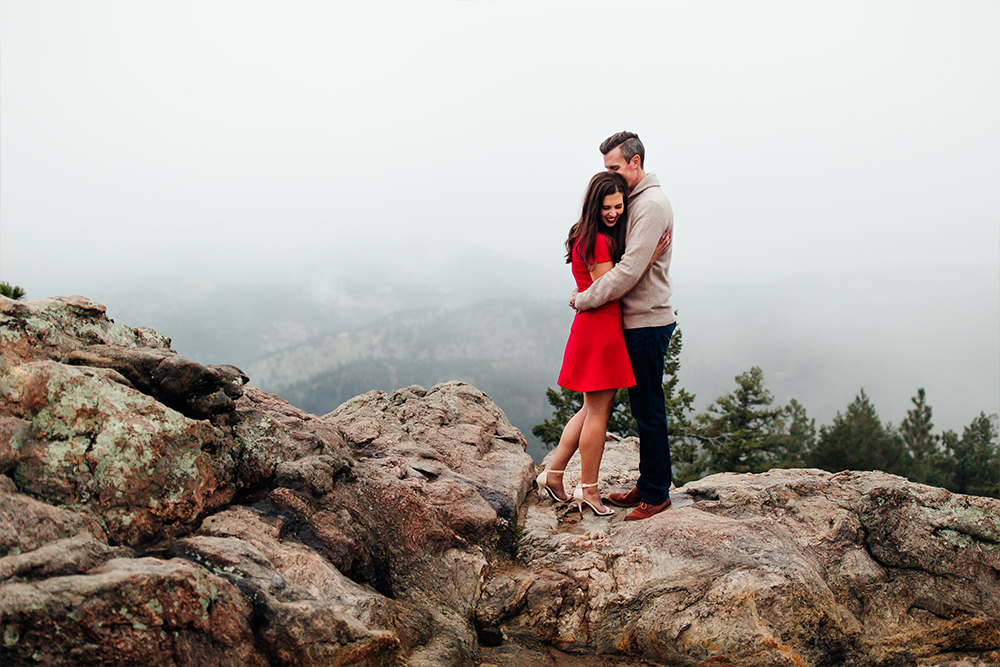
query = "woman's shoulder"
(594, 232, 613, 261)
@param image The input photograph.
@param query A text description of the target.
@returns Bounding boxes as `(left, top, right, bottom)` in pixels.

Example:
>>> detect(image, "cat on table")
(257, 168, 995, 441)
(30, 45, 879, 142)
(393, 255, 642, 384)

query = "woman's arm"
(588, 261, 615, 282)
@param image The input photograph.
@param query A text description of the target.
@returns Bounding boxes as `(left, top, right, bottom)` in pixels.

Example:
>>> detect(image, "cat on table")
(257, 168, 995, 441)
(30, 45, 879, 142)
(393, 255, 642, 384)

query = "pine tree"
(690, 367, 789, 475)
(809, 389, 906, 475)
(779, 398, 815, 469)
(659, 327, 700, 482)
(0, 282, 26, 300)
(531, 387, 583, 448)
(662, 327, 696, 434)
(942, 413, 999, 498)
(899, 388, 941, 485)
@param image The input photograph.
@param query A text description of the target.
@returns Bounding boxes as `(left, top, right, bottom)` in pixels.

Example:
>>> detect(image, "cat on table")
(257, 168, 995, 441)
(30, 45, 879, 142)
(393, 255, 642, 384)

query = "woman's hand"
(650, 229, 671, 265)
(623, 230, 672, 296)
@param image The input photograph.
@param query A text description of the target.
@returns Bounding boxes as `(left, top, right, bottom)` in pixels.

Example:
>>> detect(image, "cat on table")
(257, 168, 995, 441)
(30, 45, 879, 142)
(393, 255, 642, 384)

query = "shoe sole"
(624, 502, 673, 520)
(607, 496, 642, 508)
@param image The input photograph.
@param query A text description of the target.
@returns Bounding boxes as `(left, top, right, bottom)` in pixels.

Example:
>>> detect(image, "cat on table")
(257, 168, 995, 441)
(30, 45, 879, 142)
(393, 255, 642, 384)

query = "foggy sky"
(2, 2, 998, 432)
(4, 1, 997, 289)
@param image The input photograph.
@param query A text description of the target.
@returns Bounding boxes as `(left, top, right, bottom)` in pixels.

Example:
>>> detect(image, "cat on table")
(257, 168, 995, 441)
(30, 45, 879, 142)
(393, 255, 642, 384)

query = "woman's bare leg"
(543, 406, 587, 501)
(579, 389, 616, 512)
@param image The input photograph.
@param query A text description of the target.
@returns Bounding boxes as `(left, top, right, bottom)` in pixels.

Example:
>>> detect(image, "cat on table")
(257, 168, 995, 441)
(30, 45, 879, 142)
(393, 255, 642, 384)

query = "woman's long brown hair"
(565, 171, 629, 266)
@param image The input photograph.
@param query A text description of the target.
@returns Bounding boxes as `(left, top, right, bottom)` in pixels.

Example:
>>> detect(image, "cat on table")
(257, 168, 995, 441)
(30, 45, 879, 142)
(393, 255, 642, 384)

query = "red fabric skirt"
(557, 301, 636, 392)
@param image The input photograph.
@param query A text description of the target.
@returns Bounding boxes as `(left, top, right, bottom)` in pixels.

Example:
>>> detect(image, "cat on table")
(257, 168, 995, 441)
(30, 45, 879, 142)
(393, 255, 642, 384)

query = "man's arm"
(574, 202, 667, 311)
(569, 230, 668, 309)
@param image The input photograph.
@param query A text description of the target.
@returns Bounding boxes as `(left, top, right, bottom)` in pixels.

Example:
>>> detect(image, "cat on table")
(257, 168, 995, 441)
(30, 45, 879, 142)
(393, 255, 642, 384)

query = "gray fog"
(2, 1, 998, 438)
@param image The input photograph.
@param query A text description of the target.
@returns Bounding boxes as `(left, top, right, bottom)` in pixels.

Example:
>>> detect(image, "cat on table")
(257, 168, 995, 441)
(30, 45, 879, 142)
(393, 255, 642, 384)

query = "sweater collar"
(629, 173, 660, 199)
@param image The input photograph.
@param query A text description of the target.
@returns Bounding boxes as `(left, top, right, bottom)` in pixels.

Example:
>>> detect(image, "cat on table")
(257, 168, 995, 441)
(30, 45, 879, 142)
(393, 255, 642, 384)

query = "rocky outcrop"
(0, 296, 534, 666)
(66, 344, 249, 422)
(482, 438, 1000, 666)
(1, 295, 998, 667)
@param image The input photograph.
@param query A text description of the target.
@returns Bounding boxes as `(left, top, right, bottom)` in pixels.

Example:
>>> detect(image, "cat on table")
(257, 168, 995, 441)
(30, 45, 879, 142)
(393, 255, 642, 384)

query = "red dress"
(557, 234, 636, 392)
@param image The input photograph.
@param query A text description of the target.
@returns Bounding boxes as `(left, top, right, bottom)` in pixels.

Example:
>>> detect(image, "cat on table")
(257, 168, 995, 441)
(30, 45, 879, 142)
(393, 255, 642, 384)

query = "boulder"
(172, 518, 405, 666)
(0, 556, 267, 667)
(0, 359, 235, 547)
(323, 381, 534, 546)
(0, 295, 170, 366)
(215, 381, 536, 666)
(478, 438, 1000, 666)
(66, 344, 249, 421)
(1, 294, 248, 424)
(230, 386, 353, 492)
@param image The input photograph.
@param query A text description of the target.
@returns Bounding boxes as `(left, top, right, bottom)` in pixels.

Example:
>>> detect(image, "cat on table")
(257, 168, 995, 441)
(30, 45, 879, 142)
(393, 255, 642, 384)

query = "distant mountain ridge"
(248, 300, 571, 390)
(247, 300, 573, 460)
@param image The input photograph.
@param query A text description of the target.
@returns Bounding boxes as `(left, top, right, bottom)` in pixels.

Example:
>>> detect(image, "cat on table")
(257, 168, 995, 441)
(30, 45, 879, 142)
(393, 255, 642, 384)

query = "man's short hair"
(600, 131, 645, 168)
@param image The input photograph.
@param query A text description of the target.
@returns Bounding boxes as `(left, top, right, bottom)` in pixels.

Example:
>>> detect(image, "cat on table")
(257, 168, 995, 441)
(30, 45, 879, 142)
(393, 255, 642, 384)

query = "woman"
(537, 172, 669, 516)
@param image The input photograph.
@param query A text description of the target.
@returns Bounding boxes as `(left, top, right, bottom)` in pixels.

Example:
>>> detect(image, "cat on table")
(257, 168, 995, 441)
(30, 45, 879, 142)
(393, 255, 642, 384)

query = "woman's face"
(601, 191, 624, 228)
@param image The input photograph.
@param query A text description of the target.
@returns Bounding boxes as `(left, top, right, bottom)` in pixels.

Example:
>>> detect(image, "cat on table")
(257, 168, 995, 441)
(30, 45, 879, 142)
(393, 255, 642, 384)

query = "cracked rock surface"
(0, 295, 533, 666)
(480, 439, 1000, 666)
(2, 295, 998, 667)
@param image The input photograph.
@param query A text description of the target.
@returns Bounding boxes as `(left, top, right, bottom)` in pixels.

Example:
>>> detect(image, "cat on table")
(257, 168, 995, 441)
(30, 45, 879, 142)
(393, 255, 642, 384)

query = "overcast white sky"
(3, 0, 997, 296)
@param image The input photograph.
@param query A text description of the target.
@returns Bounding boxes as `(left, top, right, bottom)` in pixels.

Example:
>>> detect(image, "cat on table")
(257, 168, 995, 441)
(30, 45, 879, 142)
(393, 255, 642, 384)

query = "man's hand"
(569, 289, 578, 311)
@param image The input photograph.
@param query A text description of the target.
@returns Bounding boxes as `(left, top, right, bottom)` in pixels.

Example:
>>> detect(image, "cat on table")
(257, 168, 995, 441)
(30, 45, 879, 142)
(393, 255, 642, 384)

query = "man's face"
(604, 146, 642, 190)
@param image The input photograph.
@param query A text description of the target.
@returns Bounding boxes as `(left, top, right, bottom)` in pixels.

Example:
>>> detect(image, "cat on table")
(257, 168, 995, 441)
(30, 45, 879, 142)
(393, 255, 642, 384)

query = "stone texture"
(323, 381, 535, 545)
(66, 344, 247, 421)
(0, 556, 267, 667)
(230, 386, 353, 493)
(0, 359, 235, 547)
(0, 532, 130, 581)
(480, 439, 1000, 666)
(0, 295, 170, 367)
(0, 488, 108, 557)
(168, 533, 402, 667)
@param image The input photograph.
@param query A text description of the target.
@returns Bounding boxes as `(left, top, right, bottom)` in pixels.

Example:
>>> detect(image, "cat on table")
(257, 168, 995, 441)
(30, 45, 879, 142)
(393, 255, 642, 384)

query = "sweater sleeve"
(575, 199, 667, 311)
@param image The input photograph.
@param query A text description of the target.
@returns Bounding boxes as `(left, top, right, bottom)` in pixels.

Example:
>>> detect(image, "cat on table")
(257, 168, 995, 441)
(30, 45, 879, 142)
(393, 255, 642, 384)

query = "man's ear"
(629, 154, 642, 168)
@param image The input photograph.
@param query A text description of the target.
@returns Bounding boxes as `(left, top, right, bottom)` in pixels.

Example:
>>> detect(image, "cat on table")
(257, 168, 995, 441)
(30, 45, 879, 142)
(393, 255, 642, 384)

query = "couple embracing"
(537, 131, 677, 522)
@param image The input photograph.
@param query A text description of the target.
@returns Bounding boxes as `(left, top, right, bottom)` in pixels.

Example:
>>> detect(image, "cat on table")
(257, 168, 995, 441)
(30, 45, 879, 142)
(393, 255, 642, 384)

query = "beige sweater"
(574, 173, 675, 329)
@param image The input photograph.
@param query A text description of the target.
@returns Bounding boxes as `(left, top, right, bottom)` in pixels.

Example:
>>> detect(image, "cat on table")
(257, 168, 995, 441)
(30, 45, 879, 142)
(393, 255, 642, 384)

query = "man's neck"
(629, 169, 648, 193)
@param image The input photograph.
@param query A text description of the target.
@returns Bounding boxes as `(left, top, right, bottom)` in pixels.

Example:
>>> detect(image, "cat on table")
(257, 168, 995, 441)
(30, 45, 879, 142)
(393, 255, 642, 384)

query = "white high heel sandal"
(573, 482, 614, 516)
(536, 469, 569, 503)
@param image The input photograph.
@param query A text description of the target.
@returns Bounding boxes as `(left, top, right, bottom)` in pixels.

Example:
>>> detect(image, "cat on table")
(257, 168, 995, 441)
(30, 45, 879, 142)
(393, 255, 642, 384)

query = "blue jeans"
(623, 322, 676, 505)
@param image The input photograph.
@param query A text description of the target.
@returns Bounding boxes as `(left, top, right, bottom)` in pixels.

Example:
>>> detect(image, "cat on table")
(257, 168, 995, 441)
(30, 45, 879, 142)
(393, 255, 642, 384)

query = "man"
(570, 130, 676, 521)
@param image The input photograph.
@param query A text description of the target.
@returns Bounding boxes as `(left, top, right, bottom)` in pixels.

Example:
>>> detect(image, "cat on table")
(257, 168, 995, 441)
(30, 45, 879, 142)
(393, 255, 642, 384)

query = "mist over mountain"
(91, 241, 569, 367)
(250, 299, 572, 460)
(679, 266, 1000, 430)
(92, 263, 999, 463)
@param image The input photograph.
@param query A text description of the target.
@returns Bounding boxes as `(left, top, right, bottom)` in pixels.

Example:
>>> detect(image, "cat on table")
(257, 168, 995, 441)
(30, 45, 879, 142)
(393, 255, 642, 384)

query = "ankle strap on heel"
(545, 469, 565, 474)
(580, 482, 599, 488)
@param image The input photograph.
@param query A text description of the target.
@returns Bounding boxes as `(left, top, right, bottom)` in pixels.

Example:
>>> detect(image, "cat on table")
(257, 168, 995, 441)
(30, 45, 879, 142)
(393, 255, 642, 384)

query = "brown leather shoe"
(607, 486, 642, 507)
(624, 499, 672, 521)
